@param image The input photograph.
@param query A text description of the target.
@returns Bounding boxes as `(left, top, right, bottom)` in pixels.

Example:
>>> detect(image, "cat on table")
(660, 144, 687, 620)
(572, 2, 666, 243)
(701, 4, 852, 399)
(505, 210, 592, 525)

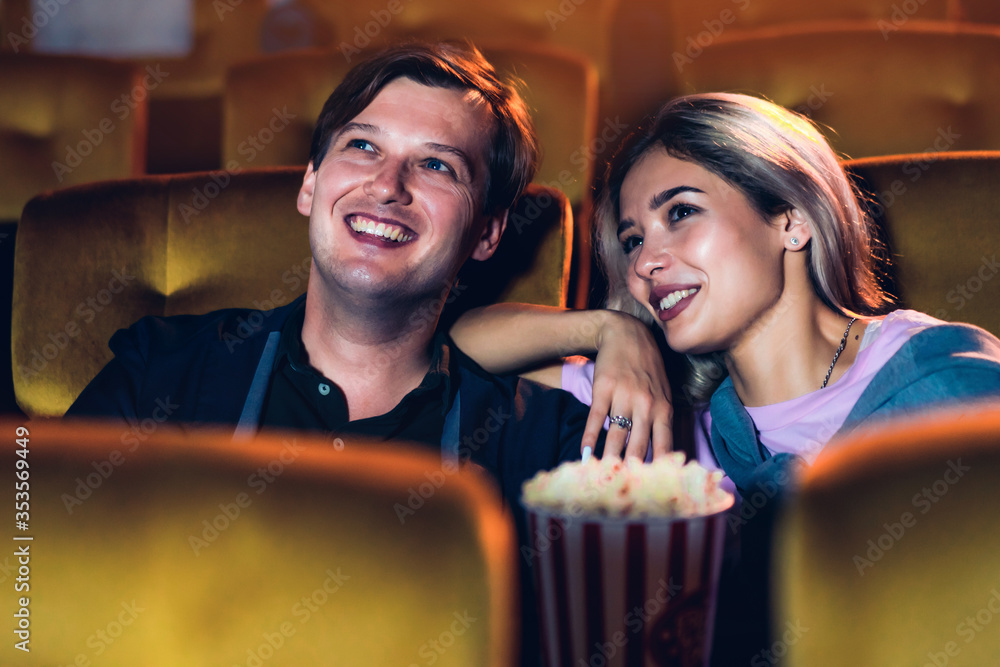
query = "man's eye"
(620, 236, 642, 254)
(348, 139, 374, 152)
(425, 158, 452, 173)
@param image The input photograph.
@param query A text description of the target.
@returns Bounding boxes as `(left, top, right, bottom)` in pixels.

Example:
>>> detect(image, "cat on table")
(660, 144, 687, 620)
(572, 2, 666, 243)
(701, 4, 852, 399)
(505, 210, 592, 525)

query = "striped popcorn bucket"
(526, 506, 730, 667)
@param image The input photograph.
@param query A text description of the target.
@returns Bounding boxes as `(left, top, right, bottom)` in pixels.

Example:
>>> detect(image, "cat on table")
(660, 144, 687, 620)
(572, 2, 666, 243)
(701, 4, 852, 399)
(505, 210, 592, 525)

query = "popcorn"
(522, 452, 733, 518)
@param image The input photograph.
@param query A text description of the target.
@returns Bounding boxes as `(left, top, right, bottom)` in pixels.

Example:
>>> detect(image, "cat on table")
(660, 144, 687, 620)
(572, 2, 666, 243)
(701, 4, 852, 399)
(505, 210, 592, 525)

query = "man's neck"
(300, 289, 442, 421)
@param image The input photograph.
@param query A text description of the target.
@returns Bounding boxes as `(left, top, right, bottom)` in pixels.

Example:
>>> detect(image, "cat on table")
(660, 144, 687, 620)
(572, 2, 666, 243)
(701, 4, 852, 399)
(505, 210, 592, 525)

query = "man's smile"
(346, 214, 416, 243)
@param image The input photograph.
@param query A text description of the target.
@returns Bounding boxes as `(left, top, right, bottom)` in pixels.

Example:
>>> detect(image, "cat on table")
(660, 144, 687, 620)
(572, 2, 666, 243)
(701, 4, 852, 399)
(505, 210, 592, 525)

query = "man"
(67, 41, 595, 664)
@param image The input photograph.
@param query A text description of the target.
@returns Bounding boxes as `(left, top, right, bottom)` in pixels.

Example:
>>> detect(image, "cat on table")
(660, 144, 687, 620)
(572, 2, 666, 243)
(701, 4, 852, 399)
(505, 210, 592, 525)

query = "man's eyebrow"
(649, 185, 704, 211)
(334, 122, 381, 140)
(427, 142, 474, 178)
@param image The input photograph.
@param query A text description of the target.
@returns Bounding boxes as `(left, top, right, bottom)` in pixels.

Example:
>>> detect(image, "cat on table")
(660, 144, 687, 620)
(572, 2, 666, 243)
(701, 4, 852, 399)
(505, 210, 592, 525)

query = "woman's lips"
(649, 286, 700, 322)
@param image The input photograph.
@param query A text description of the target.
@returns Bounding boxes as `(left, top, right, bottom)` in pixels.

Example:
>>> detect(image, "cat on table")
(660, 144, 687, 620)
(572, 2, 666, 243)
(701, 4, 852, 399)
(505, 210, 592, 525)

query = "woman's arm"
(451, 304, 673, 460)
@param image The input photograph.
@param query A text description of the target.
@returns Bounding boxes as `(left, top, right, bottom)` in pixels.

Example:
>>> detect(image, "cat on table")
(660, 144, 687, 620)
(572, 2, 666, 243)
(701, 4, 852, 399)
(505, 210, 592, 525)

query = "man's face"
(297, 77, 505, 306)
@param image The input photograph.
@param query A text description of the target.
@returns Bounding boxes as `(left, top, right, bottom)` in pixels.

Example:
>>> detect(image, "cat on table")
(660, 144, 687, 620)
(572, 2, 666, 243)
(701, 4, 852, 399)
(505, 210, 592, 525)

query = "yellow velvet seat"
(775, 403, 1000, 665)
(0, 53, 147, 223)
(843, 150, 1000, 336)
(0, 419, 516, 666)
(673, 22, 1000, 159)
(222, 43, 597, 305)
(12, 168, 571, 417)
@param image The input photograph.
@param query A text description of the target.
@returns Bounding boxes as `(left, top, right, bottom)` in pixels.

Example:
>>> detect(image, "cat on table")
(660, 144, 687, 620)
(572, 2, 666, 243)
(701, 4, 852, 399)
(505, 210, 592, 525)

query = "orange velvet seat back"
(674, 23, 1000, 160)
(0, 53, 147, 222)
(12, 169, 570, 417)
(0, 419, 517, 666)
(775, 403, 1000, 665)
(843, 151, 1000, 335)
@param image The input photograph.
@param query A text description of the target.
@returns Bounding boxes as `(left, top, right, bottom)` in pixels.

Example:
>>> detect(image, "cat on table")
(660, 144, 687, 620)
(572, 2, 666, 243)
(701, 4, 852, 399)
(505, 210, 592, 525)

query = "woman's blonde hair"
(595, 93, 893, 403)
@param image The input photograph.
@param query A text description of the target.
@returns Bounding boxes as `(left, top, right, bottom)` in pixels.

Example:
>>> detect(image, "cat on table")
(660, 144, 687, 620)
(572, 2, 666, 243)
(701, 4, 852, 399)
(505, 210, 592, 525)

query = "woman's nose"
(634, 236, 670, 278)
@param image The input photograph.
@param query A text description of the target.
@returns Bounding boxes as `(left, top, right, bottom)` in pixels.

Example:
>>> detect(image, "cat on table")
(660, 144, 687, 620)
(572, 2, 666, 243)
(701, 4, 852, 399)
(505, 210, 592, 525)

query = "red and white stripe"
(529, 511, 727, 667)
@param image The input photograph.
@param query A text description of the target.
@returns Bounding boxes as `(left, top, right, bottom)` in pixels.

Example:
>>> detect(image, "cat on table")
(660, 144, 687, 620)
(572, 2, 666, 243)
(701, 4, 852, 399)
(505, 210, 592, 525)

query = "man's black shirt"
(260, 300, 457, 447)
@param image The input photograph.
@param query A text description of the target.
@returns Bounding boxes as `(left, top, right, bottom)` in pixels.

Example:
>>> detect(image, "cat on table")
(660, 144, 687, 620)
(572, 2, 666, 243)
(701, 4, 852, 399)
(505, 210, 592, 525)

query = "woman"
(452, 93, 1000, 490)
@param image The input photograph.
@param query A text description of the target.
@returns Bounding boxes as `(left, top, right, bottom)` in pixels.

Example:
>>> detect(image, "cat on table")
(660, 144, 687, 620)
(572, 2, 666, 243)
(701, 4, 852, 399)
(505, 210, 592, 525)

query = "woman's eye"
(620, 235, 642, 254)
(668, 203, 698, 223)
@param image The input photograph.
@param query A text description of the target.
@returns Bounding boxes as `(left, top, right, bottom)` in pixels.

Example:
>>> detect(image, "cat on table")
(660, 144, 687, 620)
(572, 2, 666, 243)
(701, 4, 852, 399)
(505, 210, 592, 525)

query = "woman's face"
(617, 147, 788, 355)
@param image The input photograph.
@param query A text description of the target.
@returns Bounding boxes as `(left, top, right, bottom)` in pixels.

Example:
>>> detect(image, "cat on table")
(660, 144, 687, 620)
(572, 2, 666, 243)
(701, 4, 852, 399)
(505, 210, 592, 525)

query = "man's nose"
(365, 159, 413, 205)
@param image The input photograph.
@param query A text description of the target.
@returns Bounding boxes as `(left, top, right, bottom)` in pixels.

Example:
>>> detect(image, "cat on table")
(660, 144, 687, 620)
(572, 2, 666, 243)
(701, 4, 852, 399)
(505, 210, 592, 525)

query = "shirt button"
(318, 383, 331, 396)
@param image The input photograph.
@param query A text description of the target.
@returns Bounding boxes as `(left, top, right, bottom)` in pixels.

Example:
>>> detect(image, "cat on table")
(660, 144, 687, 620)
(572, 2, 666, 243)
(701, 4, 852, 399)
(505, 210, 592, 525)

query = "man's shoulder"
(448, 338, 586, 409)
(115, 295, 304, 356)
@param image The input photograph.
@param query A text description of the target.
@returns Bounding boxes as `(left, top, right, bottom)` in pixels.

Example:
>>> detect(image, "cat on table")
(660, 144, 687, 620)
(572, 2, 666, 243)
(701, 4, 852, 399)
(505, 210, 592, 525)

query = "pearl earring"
(790, 237, 800, 246)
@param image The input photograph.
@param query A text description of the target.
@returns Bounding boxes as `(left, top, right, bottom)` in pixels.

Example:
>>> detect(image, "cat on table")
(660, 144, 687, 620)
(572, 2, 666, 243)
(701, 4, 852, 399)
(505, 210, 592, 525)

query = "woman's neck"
(724, 292, 863, 408)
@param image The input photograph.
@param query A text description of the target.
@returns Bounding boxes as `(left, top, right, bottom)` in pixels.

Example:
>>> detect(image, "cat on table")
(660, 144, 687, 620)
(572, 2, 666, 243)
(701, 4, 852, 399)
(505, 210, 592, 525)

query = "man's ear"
(297, 161, 316, 217)
(469, 209, 508, 262)
(781, 207, 813, 251)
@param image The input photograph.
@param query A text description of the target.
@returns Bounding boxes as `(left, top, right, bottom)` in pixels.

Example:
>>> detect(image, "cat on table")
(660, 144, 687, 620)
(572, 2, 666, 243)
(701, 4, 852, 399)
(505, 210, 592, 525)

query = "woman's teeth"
(659, 288, 698, 311)
(349, 218, 412, 242)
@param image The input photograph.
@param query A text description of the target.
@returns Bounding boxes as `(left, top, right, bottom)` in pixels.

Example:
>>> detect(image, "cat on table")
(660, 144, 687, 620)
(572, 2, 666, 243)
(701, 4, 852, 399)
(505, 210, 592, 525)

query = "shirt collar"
(275, 298, 458, 415)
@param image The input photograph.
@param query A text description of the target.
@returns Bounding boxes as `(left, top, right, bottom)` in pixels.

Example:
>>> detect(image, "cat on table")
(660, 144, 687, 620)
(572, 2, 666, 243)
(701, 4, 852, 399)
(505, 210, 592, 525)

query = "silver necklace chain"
(822, 317, 857, 389)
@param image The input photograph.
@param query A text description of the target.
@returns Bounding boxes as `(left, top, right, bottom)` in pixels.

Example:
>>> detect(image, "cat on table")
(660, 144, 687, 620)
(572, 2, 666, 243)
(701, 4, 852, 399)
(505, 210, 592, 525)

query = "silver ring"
(609, 415, 632, 430)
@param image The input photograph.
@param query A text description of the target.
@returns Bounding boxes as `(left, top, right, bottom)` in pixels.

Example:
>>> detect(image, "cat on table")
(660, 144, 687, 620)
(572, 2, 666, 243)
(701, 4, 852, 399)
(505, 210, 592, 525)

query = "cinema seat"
(0, 53, 147, 222)
(0, 419, 517, 667)
(673, 22, 1000, 159)
(774, 402, 1000, 665)
(11, 169, 571, 417)
(843, 151, 1000, 336)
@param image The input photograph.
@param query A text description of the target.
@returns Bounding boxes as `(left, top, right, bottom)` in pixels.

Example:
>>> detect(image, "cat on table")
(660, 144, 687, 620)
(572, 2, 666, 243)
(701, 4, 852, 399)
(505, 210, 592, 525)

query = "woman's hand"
(583, 312, 673, 460)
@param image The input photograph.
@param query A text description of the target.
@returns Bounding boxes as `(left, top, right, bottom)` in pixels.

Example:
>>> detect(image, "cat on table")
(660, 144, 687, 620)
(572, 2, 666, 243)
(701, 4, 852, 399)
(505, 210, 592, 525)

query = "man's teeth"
(349, 218, 412, 242)
(659, 288, 699, 311)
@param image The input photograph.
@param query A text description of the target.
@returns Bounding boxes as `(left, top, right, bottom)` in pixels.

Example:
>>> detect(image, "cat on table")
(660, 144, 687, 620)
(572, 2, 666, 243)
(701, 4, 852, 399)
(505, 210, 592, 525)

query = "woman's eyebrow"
(616, 219, 635, 237)
(649, 185, 704, 211)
